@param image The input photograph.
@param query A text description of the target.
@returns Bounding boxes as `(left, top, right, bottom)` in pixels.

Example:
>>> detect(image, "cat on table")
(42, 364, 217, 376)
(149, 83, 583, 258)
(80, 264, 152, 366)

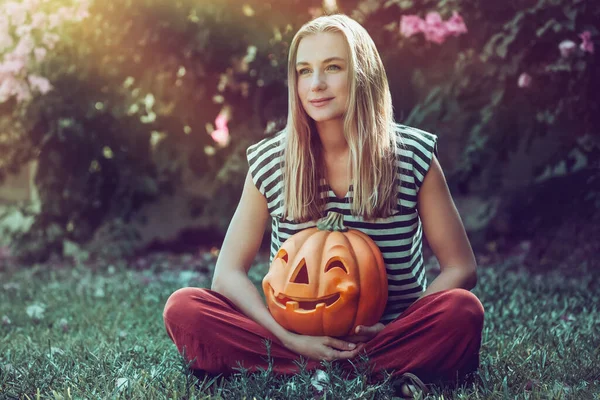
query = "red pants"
(162, 287, 484, 384)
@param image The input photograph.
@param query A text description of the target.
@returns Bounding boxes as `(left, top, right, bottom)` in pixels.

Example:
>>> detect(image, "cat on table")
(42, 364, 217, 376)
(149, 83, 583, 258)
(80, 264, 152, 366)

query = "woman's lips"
(310, 98, 333, 107)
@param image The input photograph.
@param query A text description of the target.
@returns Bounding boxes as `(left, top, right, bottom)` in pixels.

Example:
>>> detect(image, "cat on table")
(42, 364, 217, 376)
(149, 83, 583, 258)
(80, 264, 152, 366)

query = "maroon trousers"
(163, 287, 484, 384)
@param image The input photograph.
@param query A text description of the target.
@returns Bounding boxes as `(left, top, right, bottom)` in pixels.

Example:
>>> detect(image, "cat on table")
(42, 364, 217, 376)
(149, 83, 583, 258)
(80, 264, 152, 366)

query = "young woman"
(163, 13, 484, 398)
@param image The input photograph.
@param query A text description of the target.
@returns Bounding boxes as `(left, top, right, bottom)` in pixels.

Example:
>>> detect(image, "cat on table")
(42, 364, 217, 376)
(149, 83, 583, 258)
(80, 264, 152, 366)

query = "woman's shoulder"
(247, 130, 285, 155)
(392, 123, 438, 150)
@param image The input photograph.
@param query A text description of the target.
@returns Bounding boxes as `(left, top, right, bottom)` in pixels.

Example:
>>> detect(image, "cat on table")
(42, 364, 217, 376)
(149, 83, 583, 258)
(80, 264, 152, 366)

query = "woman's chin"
(309, 112, 344, 123)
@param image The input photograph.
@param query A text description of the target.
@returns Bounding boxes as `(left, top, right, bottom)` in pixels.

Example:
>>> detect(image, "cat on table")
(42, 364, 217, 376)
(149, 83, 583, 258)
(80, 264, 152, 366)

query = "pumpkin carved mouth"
(270, 285, 341, 310)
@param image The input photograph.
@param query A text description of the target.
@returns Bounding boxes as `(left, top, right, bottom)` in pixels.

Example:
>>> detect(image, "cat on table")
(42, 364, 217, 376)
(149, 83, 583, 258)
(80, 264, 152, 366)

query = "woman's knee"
(163, 287, 212, 327)
(441, 289, 485, 331)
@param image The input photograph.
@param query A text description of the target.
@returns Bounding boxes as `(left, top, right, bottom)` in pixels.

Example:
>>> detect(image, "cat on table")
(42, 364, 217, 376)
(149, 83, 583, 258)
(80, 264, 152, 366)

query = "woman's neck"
(315, 118, 348, 157)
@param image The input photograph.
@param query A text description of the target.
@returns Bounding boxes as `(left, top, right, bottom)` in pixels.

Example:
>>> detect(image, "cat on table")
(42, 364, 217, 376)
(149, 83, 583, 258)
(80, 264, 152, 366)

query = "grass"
(0, 251, 599, 399)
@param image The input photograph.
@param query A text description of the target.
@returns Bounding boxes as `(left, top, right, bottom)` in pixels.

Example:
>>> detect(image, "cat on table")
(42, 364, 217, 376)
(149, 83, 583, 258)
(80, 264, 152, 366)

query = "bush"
(2, 0, 598, 264)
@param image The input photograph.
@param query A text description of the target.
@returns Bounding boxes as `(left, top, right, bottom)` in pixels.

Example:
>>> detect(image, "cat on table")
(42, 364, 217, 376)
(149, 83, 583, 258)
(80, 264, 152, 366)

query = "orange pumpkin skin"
(263, 212, 388, 337)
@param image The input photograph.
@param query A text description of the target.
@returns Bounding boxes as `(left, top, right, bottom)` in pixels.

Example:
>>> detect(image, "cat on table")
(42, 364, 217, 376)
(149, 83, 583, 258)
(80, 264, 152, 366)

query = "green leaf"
(536, 19, 556, 37)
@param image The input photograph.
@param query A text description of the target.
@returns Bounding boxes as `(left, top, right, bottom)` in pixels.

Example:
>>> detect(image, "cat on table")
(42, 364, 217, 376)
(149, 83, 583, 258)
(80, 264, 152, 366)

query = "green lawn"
(0, 252, 598, 399)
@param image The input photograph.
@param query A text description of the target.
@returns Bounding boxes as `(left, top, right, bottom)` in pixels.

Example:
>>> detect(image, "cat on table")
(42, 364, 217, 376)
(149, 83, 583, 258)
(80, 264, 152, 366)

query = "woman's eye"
(298, 65, 340, 75)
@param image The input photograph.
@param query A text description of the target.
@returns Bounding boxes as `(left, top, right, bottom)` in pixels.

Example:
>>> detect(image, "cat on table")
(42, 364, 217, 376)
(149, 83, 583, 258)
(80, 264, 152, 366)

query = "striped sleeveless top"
(246, 123, 439, 324)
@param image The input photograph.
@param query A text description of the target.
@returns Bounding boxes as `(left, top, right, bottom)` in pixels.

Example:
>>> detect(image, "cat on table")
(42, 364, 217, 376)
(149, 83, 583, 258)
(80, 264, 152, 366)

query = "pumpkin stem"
(316, 211, 348, 232)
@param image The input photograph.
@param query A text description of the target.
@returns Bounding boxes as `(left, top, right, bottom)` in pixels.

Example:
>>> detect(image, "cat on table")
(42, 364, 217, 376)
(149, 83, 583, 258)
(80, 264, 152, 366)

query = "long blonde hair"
(282, 14, 400, 222)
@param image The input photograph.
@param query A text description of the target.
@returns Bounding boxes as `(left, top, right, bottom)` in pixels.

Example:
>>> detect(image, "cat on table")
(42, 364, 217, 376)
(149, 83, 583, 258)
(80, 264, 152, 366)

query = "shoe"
(392, 372, 429, 399)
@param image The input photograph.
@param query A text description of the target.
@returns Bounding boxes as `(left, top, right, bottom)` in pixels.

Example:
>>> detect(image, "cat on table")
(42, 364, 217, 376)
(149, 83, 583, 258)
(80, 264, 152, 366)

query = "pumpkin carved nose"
(291, 259, 309, 284)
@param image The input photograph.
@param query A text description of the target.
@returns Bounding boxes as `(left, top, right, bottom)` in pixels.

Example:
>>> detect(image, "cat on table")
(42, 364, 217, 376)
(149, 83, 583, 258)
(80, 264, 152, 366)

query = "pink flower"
(48, 14, 61, 29)
(400, 11, 467, 45)
(28, 74, 53, 94)
(13, 35, 35, 57)
(211, 129, 229, 147)
(5, 2, 28, 26)
(0, 0, 92, 105)
(0, 79, 13, 103)
(30, 12, 47, 29)
(518, 72, 532, 88)
(42, 32, 60, 49)
(558, 40, 577, 58)
(424, 11, 443, 26)
(400, 15, 425, 37)
(16, 25, 33, 37)
(211, 111, 230, 147)
(0, 31, 14, 52)
(0, 57, 26, 75)
(423, 24, 449, 44)
(14, 80, 32, 102)
(579, 30, 594, 54)
(22, 0, 42, 12)
(422, 12, 449, 44)
(445, 11, 468, 36)
(34, 47, 47, 62)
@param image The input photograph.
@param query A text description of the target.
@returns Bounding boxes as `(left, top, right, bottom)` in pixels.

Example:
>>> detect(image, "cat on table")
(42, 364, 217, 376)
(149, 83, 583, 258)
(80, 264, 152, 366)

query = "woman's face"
(295, 32, 350, 123)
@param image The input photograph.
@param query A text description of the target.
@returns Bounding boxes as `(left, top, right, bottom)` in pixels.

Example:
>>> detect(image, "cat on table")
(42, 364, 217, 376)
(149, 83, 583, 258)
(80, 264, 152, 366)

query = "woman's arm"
(417, 155, 478, 299)
(211, 171, 360, 360)
(211, 171, 290, 342)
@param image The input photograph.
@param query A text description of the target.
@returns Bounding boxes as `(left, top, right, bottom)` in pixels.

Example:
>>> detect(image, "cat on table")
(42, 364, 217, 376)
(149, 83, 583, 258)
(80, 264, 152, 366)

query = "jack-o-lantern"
(263, 211, 388, 337)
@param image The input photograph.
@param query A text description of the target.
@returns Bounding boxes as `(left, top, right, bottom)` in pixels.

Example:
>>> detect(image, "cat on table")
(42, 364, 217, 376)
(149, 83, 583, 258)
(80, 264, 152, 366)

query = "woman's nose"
(310, 72, 326, 91)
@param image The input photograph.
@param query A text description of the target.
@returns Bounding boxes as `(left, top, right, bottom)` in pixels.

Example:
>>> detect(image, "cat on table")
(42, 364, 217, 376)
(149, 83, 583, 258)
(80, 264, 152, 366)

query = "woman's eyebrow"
(296, 56, 346, 67)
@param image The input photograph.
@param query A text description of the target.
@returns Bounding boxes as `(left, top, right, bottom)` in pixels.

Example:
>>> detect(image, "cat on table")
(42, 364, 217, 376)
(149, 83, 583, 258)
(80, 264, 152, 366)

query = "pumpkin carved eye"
(291, 259, 309, 284)
(325, 257, 348, 274)
(276, 249, 288, 264)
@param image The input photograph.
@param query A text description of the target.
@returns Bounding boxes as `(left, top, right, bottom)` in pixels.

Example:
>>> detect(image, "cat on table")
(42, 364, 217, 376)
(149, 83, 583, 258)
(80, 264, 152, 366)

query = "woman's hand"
(338, 323, 386, 348)
(281, 331, 362, 361)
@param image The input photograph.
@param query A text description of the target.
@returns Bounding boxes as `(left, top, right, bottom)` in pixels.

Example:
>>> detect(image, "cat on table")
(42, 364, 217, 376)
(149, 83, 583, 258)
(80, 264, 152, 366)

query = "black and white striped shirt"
(246, 123, 439, 324)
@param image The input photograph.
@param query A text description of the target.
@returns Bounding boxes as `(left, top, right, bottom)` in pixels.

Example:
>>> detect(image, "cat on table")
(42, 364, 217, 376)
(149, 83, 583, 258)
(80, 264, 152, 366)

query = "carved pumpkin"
(263, 211, 388, 337)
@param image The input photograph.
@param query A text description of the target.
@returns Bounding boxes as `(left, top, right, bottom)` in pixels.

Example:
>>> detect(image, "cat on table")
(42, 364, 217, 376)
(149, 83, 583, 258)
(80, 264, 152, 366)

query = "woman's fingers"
(326, 347, 361, 360)
(283, 333, 364, 362)
(322, 337, 365, 360)
(326, 337, 356, 351)
(354, 323, 385, 336)
(337, 323, 386, 343)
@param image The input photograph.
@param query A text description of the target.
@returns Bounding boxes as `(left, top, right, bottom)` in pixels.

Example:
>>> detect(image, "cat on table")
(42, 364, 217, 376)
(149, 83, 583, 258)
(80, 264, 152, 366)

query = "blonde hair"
(282, 13, 401, 222)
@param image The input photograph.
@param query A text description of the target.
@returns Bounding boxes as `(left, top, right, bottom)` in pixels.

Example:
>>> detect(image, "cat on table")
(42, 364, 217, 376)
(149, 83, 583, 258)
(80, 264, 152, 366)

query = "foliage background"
(0, 0, 598, 271)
